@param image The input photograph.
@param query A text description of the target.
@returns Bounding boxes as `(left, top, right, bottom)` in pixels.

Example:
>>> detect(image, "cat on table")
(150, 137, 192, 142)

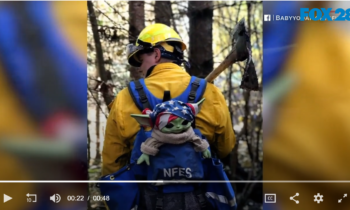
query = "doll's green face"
(160, 118, 191, 133)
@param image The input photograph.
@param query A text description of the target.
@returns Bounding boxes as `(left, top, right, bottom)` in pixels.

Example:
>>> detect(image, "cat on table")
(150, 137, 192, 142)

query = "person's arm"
(196, 84, 236, 159)
(102, 92, 130, 176)
(102, 88, 142, 175)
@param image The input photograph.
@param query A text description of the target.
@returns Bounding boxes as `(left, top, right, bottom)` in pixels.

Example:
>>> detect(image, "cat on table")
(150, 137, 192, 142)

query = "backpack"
(128, 76, 207, 184)
(100, 76, 237, 210)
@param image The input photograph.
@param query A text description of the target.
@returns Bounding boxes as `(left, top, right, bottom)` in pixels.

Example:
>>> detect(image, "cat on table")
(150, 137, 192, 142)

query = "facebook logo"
(264, 14, 271, 21)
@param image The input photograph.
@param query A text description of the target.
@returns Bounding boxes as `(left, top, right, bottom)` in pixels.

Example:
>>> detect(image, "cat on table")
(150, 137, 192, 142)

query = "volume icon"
(50, 194, 61, 203)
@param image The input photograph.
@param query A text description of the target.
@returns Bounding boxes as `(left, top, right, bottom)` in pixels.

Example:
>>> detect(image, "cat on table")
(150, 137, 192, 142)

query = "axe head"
(232, 18, 249, 61)
(232, 18, 259, 91)
(240, 58, 259, 91)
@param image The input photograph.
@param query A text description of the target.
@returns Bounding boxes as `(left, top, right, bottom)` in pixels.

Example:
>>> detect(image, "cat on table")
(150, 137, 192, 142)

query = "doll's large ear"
(197, 98, 205, 109)
(131, 114, 152, 127)
(187, 98, 205, 116)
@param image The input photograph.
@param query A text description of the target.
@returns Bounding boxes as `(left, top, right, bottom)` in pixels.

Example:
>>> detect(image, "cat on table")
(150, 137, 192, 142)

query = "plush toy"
(131, 98, 211, 165)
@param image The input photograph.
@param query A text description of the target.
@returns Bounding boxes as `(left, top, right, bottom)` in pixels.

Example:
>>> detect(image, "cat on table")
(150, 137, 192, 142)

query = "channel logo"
(300, 8, 350, 21)
(264, 14, 271, 21)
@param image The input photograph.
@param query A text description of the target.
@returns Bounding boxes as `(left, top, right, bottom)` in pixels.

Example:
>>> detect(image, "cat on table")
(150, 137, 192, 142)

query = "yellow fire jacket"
(0, 2, 86, 210)
(102, 63, 236, 175)
(264, 21, 350, 210)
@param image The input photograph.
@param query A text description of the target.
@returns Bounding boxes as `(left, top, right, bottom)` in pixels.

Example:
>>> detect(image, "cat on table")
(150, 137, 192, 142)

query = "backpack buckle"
(193, 80, 200, 87)
(155, 197, 163, 210)
(140, 97, 148, 103)
(188, 94, 195, 101)
(195, 189, 207, 208)
(188, 77, 202, 103)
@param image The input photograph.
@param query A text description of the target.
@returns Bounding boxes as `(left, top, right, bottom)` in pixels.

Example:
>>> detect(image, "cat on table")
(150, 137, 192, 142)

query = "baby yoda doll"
(131, 98, 211, 165)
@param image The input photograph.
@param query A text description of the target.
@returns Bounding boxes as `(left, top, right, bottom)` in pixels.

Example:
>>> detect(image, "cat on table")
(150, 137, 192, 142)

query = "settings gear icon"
(314, 193, 323, 204)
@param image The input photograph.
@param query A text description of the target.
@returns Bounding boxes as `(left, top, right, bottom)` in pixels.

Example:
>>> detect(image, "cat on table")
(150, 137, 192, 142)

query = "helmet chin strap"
(145, 65, 156, 78)
(172, 59, 191, 72)
(157, 46, 191, 71)
(181, 59, 191, 71)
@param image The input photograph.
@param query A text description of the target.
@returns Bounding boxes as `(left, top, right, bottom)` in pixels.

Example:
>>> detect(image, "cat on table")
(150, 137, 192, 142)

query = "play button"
(3, 194, 12, 203)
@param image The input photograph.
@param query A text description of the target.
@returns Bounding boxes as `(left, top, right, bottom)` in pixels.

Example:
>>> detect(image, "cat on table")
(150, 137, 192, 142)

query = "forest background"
(87, 1, 263, 209)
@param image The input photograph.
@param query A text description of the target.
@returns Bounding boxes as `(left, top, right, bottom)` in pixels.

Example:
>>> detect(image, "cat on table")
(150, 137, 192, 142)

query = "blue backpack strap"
(128, 76, 207, 110)
(132, 79, 151, 110)
(128, 79, 148, 111)
(0, 2, 86, 122)
(187, 76, 207, 103)
(185, 77, 206, 129)
(188, 77, 206, 103)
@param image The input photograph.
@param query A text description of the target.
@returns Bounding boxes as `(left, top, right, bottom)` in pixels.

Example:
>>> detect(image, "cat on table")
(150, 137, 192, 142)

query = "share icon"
(290, 193, 299, 204)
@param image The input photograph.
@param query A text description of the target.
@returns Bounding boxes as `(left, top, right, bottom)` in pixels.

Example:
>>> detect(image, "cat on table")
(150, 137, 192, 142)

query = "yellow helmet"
(126, 23, 187, 67)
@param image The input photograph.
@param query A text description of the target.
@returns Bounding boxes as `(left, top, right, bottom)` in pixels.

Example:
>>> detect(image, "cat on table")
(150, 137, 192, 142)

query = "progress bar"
(0, 180, 350, 183)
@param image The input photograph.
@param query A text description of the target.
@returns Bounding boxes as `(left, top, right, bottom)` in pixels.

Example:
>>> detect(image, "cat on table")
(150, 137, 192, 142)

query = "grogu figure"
(131, 98, 211, 165)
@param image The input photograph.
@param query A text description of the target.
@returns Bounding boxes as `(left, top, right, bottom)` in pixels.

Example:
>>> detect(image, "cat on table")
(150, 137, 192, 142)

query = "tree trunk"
(155, 1, 172, 26)
(87, 121, 91, 165)
(87, 1, 114, 105)
(94, 96, 101, 164)
(129, 1, 145, 80)
(188, 1, 213, 78)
